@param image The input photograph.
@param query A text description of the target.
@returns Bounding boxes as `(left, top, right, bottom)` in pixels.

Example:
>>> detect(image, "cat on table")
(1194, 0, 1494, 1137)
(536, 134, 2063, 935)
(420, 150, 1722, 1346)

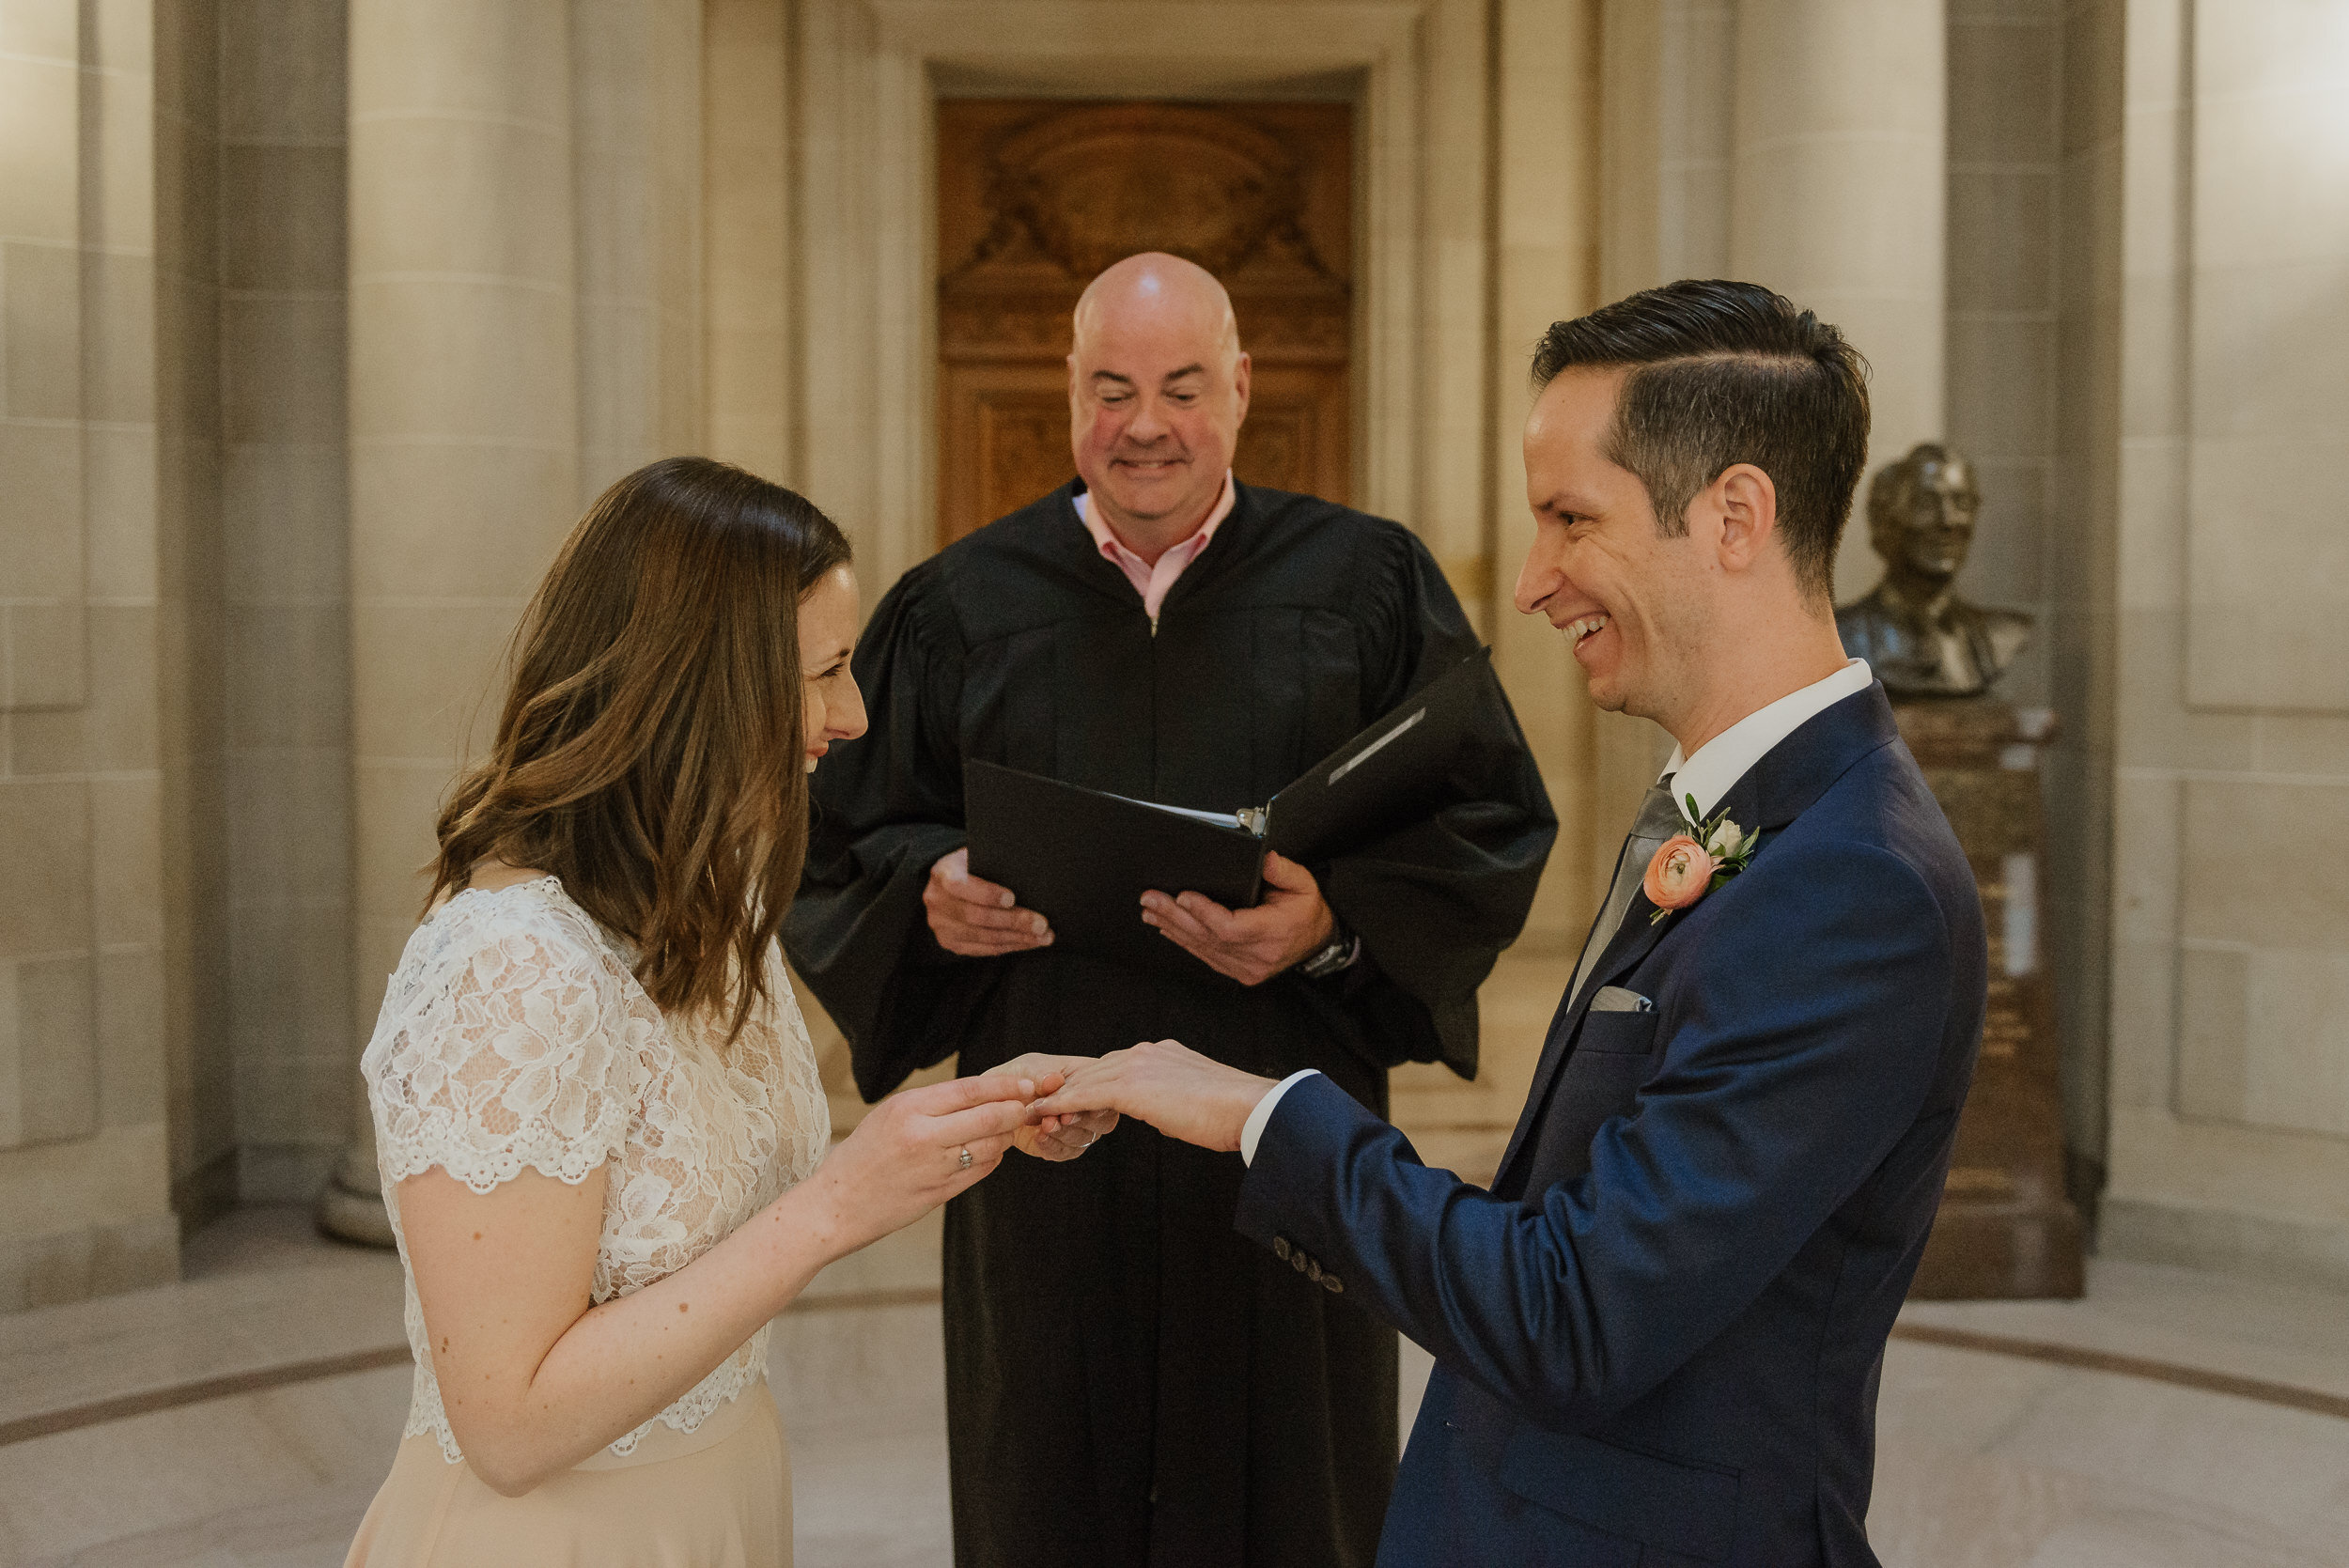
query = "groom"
(1037, 279, 1988, 1567)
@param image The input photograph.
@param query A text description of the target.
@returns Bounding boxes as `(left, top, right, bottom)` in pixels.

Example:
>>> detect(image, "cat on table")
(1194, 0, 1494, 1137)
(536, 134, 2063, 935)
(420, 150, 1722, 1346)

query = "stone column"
(702, 0, 795, 481)
(573, 0, 704, 502)
(1489, 0, 1603, 941)
(1730, 0, 1946, 603)
(321, 1, 582, 1242)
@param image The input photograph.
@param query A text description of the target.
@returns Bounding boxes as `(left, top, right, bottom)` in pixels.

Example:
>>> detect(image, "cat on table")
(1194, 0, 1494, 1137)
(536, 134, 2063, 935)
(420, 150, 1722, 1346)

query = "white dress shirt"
(1658, 658, 1874, 821)
(1237, 658, 1878, 1166)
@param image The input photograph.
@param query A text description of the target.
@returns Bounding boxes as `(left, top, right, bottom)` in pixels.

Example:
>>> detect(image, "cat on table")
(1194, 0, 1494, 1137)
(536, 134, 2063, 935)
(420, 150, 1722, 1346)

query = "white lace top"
(361, 877, 830, 1462)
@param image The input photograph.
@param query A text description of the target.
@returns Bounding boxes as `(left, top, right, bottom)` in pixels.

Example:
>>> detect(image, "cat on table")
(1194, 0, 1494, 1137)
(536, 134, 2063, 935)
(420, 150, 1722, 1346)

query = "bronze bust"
(1835, 443, 2031, 698)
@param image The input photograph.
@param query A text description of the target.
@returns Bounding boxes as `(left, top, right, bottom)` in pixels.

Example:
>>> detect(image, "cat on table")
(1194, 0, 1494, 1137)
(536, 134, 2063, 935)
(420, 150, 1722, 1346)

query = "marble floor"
(2, 1206, 2344, 1568)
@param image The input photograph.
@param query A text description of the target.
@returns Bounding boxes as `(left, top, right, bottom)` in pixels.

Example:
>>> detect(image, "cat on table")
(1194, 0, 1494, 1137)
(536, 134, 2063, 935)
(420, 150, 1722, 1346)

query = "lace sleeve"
(368, 908, 647, 1193)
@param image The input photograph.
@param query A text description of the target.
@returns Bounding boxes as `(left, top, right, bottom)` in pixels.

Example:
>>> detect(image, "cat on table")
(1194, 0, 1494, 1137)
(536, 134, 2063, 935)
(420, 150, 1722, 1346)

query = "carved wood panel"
(937, 98, 1354, 548)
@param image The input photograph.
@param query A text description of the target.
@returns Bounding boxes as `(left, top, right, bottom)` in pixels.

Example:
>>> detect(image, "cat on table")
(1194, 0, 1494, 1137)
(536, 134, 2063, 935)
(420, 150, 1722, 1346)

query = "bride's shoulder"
(387, 877, 625, 1011)
(752, 941, 814, 1029)
(367, 879, 653, 1188)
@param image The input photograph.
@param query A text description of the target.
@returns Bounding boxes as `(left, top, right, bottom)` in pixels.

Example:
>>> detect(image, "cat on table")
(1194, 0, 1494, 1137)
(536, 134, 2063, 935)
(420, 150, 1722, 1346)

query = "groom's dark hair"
(1530, 279, 1871, 605)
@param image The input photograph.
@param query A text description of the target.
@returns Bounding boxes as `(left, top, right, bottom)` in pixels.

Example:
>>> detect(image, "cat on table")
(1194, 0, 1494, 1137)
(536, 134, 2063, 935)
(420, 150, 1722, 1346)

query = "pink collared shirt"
(1072, 473, 1237, 622)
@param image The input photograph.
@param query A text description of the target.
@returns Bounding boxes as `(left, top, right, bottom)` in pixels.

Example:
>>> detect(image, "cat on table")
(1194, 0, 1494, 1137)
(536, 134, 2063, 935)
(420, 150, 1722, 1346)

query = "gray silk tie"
(1566, 781, 1685, 1010)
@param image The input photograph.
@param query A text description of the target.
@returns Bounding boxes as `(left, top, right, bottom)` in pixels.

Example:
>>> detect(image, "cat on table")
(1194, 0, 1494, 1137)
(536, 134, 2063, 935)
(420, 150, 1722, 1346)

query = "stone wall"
(0, 0, 180, 1309)
(2098, 0, 2349, 1288)
(0, 0, 356, 1306)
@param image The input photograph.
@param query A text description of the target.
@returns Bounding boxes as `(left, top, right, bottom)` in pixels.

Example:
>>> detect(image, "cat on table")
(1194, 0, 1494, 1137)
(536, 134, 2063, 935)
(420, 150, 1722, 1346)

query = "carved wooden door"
(936, 100, 1353, 549)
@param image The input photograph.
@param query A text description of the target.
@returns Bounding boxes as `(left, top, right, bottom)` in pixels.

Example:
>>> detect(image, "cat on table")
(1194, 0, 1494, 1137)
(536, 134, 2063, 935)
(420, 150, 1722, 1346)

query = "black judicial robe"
(784, 480, 1556, 1568)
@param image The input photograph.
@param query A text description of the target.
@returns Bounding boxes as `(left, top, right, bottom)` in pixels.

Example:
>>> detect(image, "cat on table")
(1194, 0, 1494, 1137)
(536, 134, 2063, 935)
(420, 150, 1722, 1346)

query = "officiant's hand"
(992, 1053, 1121, 1161)
(926, 847, 1053, 956)
(1031, 1040, 1274, 1155)
(1142, 851, 1333, 986)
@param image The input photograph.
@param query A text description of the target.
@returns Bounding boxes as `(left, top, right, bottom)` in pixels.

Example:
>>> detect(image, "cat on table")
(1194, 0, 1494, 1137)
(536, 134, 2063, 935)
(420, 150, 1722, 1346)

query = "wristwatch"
(1296, 920, 1361, 980)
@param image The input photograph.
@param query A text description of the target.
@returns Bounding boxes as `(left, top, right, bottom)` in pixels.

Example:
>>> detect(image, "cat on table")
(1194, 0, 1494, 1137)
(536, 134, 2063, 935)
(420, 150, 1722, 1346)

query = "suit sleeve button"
(1305, 1259, 1323, 1282)
(1271, 1236, 1291, 1262)
(1323, 1274, 1344, 1294)
(1292, 1251, 1309, 1273)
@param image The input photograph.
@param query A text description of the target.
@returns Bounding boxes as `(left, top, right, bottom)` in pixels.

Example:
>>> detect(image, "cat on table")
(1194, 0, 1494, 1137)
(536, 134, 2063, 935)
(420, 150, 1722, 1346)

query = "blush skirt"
(345, 1380, 790, 1568)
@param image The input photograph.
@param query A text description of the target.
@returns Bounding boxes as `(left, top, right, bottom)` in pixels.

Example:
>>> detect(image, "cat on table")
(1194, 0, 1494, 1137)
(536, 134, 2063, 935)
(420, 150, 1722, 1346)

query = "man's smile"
(1557, 611, 1613, 664)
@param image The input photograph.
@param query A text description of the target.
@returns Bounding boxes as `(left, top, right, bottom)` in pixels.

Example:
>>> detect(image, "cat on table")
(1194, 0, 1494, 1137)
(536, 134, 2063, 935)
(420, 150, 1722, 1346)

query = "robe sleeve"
(783, 565, 999, 1100)
(1317, 527, 1558, 1079)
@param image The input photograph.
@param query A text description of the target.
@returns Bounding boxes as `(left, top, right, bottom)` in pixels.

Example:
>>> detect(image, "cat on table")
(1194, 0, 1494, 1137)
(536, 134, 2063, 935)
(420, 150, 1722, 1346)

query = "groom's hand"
(991, 1053, 1120, 1161)
(1030, 1041, 1275, 1155)
(1142, 851, 1333, 986)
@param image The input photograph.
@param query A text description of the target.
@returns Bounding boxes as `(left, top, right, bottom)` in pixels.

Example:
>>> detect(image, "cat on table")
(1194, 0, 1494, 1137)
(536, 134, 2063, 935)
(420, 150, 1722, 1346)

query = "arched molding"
(785, 0, 1460, 602)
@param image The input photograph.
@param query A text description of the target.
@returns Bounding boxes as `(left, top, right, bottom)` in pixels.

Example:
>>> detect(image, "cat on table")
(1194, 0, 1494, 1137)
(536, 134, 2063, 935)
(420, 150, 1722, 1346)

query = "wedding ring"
(957, 1146, 973, 1171)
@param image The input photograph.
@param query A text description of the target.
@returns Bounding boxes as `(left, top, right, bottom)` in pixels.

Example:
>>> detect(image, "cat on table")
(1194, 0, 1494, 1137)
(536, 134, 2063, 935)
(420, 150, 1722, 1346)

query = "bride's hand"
(993, 1053, 1120, 1161)
(801, 1072, 1039, 1253)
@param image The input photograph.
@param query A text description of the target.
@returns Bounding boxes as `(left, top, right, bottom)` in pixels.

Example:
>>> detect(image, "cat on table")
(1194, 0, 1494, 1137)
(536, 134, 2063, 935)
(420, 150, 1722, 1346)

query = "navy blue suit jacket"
(1236, 686, 1986, 1567)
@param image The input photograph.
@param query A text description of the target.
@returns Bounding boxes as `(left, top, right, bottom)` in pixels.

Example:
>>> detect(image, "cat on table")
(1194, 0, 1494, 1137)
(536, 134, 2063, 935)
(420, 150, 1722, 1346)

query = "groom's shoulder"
(1829, 735, 1967, 874)
(1752, 738, 1980, 945)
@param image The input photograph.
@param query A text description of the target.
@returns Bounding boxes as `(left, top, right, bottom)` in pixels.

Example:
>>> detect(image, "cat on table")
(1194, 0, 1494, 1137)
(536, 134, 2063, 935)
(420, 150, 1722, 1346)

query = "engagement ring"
(958, 1145, 973, 1171)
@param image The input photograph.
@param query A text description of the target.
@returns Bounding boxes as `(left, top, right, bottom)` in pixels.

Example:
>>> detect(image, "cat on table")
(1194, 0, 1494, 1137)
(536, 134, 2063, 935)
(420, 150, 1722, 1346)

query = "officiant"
(784, 253, 1555, 1568)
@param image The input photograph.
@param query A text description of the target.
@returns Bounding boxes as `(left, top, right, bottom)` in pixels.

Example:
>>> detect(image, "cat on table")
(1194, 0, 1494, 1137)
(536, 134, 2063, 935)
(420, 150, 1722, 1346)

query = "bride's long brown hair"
(428, 458, 852, 1039)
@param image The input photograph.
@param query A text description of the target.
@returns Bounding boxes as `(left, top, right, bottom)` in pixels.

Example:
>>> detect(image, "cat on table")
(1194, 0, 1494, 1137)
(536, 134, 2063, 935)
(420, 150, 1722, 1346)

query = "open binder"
(964, 648, 1500, 974)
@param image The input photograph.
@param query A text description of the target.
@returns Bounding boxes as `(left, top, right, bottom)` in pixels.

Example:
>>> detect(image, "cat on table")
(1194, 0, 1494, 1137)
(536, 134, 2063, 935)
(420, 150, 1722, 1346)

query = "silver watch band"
(1299, 932, 1361, 979)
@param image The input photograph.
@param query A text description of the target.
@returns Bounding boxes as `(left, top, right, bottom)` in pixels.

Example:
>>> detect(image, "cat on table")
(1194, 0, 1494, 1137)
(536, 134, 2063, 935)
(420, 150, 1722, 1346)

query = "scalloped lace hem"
(379, 1128, 626, 1196)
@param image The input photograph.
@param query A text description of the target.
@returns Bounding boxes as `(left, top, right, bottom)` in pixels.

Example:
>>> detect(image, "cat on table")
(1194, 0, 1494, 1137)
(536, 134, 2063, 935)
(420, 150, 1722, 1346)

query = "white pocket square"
(1589, 986, 1654, 1014)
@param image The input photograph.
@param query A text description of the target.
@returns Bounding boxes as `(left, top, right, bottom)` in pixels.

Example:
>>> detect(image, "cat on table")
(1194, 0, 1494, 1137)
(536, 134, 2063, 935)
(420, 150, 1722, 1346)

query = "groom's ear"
(1707, 463, 1780, 574)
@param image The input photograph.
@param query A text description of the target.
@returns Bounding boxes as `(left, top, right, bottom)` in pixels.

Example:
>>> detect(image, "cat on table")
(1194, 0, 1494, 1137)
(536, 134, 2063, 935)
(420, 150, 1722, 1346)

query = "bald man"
(786, 255, 1556, 1568)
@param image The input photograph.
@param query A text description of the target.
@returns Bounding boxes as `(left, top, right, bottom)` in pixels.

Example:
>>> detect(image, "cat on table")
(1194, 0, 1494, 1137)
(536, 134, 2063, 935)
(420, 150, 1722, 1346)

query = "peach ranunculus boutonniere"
(1643, 795, 1761, 925)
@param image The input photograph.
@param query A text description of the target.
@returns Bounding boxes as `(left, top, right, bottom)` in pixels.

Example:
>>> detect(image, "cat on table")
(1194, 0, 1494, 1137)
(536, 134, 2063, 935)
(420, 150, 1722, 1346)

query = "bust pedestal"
(1894, 699, 2084, 1299)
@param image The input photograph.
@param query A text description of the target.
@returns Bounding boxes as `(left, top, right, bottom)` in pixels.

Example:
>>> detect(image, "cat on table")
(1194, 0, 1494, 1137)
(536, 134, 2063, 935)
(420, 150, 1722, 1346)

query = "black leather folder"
(963, 648, 1499, 975)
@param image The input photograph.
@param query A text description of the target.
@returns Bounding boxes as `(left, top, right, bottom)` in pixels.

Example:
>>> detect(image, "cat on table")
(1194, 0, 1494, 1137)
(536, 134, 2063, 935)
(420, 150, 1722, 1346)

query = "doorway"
(935, 98, 1354, 548)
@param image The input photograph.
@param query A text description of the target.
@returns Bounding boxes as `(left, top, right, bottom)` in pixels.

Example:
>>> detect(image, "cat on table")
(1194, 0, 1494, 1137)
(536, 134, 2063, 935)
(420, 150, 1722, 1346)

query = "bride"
(344, 458, 1111, 1566)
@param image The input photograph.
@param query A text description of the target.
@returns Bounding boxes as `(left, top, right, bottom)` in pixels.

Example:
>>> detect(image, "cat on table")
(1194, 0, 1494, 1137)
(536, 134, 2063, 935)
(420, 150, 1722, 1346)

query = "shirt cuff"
(1240, 1069, 1322, 1166)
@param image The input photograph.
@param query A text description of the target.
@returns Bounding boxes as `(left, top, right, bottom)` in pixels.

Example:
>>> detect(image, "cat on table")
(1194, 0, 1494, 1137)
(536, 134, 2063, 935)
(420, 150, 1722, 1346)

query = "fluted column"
(322, 1, 582, 1242)
(1731, 0, 1946, 601)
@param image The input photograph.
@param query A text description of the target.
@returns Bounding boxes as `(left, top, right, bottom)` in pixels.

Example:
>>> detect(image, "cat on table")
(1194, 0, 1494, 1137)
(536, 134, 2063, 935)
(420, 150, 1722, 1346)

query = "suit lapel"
(1490, 683, 1906, 1197)
(1496, 885, 1683, 1189)
(1494, 824, 1644, 1182)
(1575, 890, 1678, 1006)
